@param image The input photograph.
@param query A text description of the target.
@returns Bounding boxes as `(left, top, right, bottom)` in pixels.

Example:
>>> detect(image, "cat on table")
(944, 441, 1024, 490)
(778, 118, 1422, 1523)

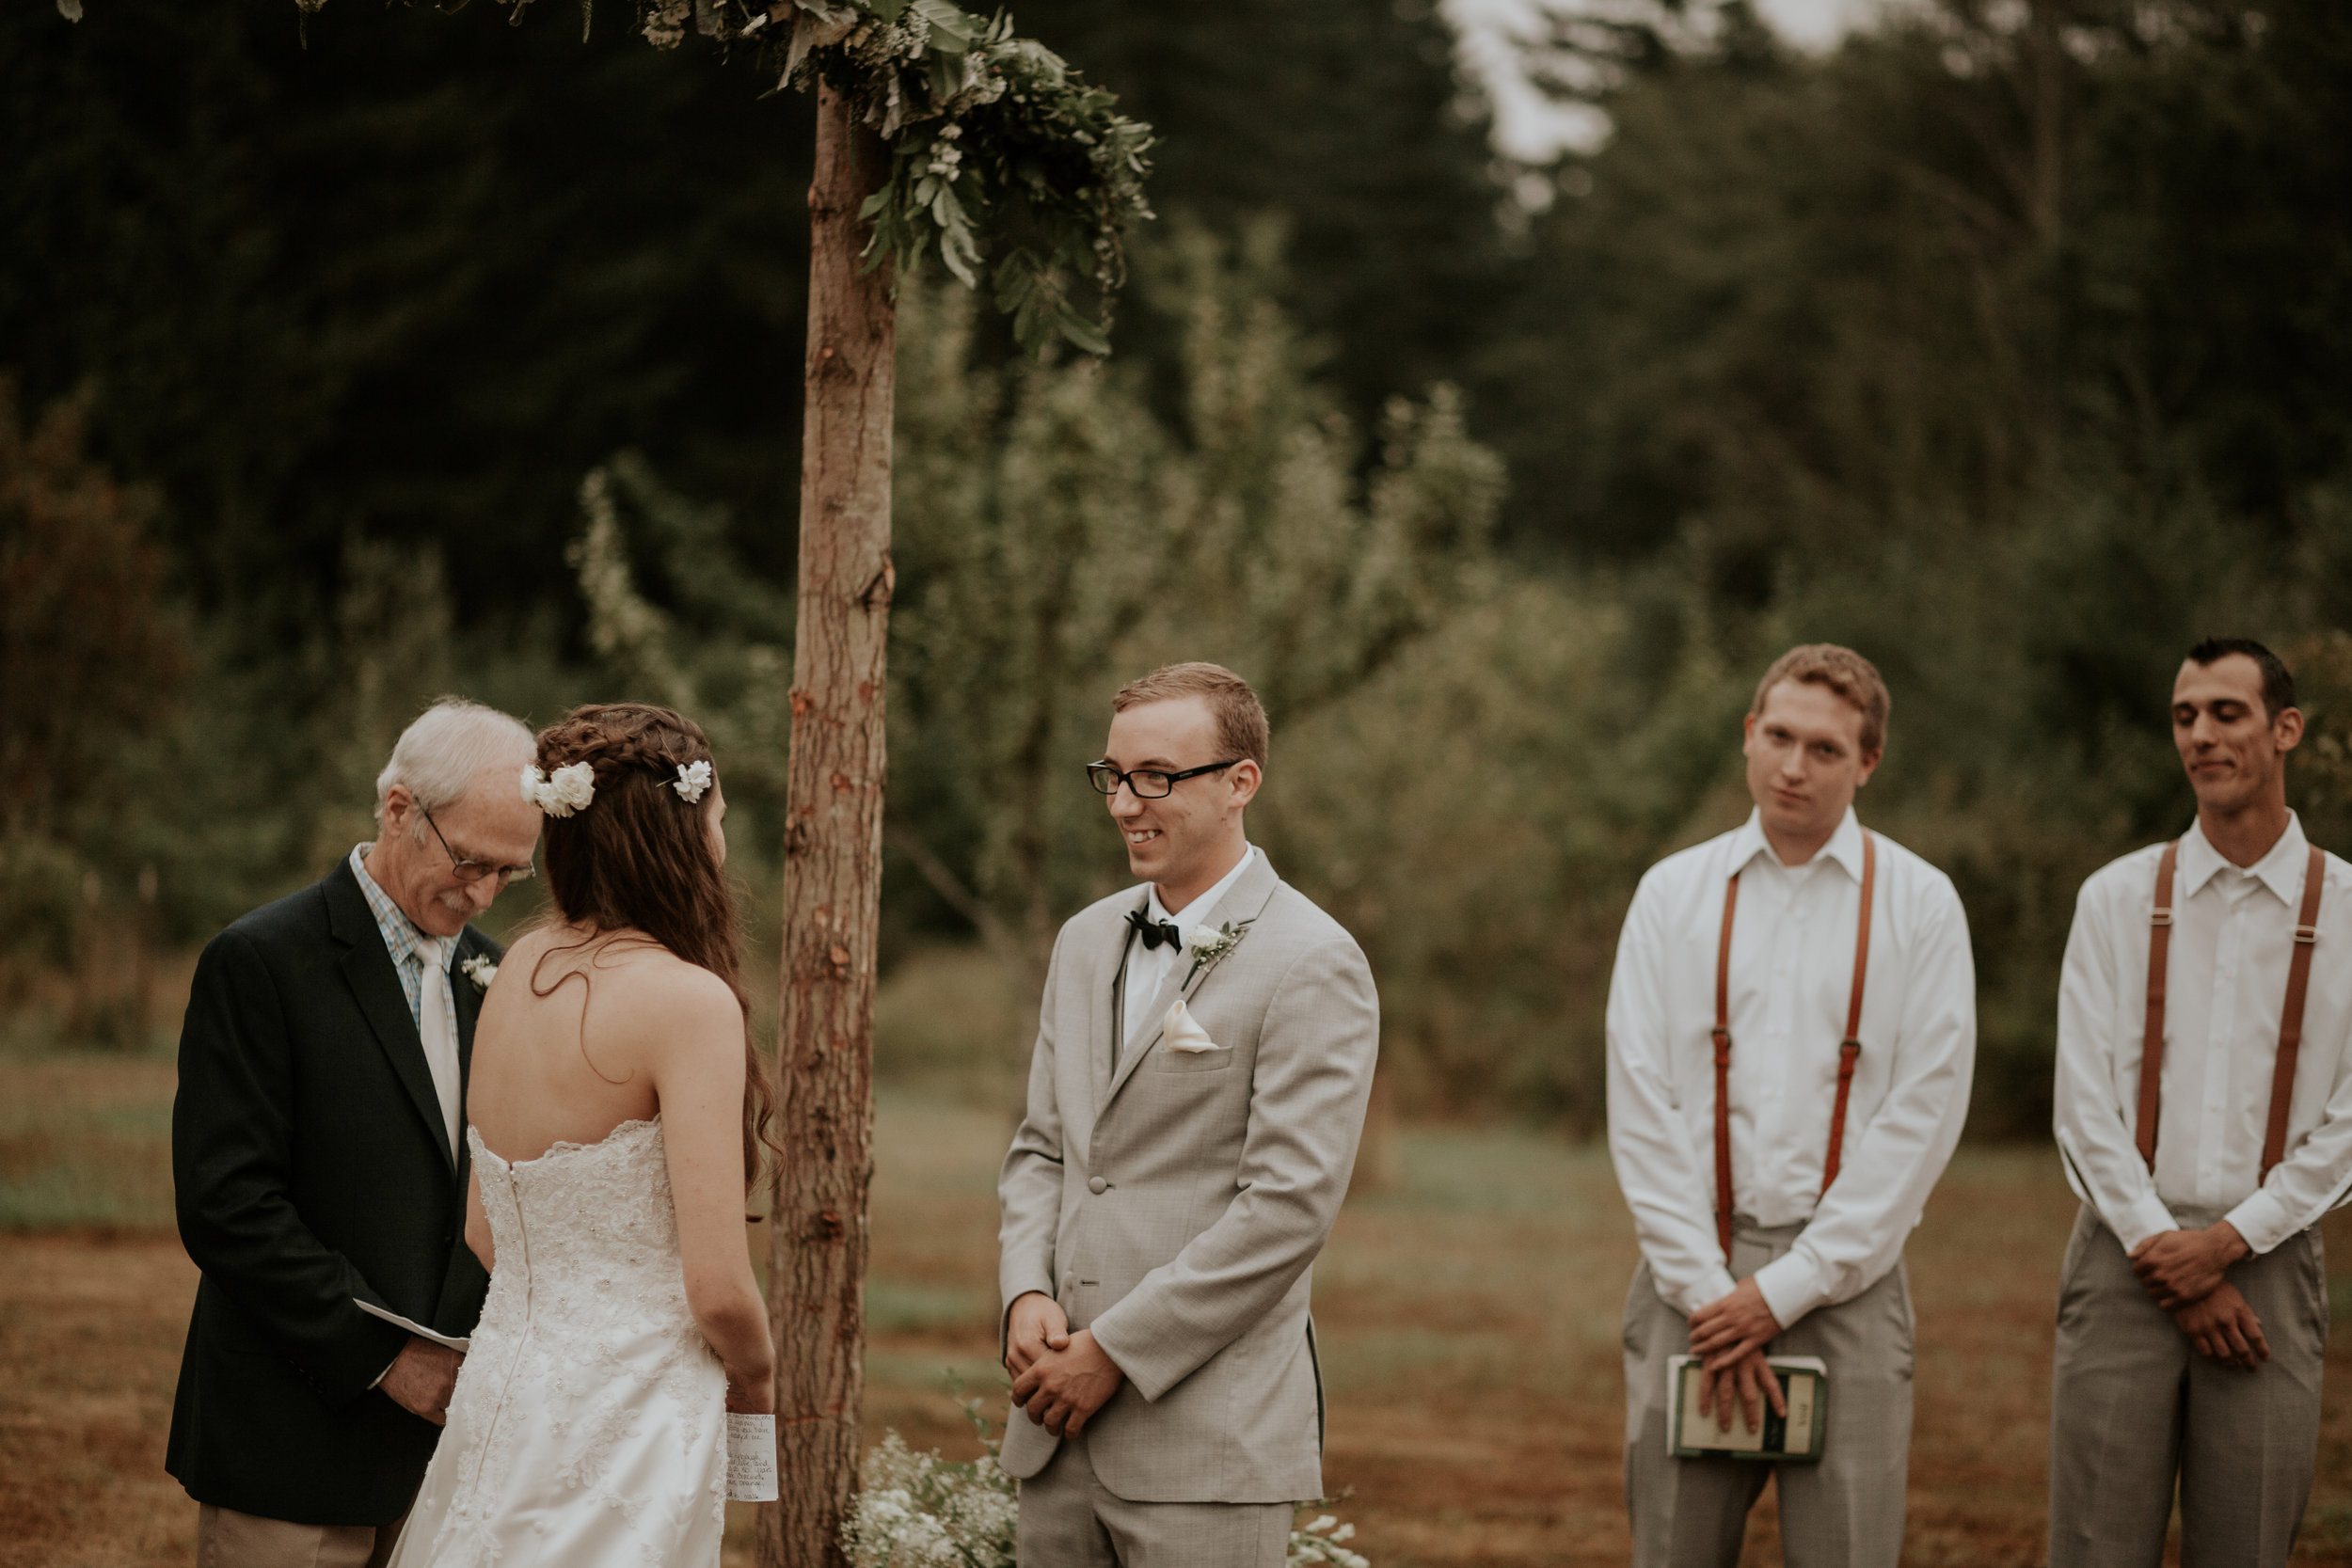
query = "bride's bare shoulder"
(496, 926, 564, 968)
(577, 937, 741, 1049)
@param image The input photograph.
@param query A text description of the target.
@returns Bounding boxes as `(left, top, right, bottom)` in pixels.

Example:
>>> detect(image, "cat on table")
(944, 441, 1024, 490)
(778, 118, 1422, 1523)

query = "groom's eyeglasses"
(1085, 760, 1241, 800)
(421, 809, 537, 886)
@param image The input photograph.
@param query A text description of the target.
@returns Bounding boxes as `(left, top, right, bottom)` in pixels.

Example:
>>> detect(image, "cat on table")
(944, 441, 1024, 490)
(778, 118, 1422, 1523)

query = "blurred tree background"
(4, 0, 2350, 1137)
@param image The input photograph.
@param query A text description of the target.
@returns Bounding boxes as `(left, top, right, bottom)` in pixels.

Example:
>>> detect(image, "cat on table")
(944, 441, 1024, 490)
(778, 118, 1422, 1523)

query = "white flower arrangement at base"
(841, 1391, 1374, 1568)
(1289, 1511, 1370, 1568)
(841, 1410, 1016, 1568)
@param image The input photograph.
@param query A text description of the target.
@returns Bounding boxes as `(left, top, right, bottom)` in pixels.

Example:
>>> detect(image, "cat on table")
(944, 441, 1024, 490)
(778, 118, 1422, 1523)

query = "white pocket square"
(1162, 999, 1227, 1053)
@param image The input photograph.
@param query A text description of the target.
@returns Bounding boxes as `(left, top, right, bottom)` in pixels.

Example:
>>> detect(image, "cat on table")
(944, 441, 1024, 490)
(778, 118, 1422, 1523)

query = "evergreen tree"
(3, 0, 815, 624)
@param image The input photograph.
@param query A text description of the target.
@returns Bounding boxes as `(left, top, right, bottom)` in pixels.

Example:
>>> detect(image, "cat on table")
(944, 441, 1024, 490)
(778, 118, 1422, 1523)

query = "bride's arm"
(653, 967, 778, 1415)
(464, 1166, 495, 1273)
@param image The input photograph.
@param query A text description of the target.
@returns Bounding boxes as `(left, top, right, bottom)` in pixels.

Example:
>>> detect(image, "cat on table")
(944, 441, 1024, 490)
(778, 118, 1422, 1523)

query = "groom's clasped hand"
(1004, 1292, 1123, 1439)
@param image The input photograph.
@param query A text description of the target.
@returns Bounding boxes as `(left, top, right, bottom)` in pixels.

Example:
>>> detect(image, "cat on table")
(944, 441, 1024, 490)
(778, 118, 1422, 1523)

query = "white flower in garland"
(674, 759, 715, 804)
(461, 956, 499, 994)
(520, 762, 597, 818)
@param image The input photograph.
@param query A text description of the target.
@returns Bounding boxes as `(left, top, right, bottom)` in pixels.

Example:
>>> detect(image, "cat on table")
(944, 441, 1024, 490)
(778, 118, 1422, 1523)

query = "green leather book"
(1666, 1354, 1829, 1463)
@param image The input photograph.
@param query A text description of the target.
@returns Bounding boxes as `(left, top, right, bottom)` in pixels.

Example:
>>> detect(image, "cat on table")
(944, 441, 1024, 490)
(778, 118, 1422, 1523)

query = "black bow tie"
(1127, 908, 1184, 951)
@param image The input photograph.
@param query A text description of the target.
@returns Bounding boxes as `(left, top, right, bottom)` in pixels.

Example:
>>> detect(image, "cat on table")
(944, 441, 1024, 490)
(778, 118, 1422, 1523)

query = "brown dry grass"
(4, 1057, 2350, 1566)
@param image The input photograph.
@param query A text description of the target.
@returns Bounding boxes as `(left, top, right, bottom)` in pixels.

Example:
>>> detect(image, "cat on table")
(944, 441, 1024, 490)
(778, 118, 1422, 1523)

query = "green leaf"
(910, 0, 977, 45)
(1055, 305, 1112, 356)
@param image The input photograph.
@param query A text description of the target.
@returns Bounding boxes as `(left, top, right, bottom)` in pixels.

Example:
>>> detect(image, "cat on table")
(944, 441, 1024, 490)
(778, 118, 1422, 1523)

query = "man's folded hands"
(2129, 1221, 2249, 1310)
(1688, 1278, 1788, 1433)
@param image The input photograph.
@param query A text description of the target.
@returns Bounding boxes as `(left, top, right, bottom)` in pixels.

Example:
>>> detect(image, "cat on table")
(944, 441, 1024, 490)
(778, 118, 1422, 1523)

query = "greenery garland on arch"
(751, 0, 1155, 355)
(360, 0, 1155, 354)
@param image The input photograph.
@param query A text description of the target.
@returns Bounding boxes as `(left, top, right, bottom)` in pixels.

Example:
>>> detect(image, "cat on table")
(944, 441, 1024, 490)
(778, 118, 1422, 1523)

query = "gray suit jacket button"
(1088, 1176, 1108, 1195)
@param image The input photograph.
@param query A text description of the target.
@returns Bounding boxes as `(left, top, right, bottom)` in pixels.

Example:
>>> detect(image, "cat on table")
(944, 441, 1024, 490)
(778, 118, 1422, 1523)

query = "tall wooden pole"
(761, 80, 895, 1568)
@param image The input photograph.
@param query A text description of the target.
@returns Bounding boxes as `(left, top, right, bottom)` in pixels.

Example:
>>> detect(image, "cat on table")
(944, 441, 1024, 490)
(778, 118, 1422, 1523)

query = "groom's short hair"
(1113, 663, 1269, 768)
(1752, 643, 1890, 755)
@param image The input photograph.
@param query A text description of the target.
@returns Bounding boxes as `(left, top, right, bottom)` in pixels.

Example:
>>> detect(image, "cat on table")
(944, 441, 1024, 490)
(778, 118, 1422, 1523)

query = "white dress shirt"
(1607, 809, 1977, 1325)
(1120, 845, 1260, 1025)
(2054, 813, 2352, 1257)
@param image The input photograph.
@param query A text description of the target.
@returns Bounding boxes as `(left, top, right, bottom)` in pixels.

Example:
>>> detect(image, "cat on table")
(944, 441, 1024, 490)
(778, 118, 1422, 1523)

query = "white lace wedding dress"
(386, 1117, 729, 1568)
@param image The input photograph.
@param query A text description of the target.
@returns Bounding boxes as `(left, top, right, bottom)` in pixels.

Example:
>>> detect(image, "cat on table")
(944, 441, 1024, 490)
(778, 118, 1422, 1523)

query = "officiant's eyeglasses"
(1085, 760, 1241, 800)
(421, 809, 537, 886)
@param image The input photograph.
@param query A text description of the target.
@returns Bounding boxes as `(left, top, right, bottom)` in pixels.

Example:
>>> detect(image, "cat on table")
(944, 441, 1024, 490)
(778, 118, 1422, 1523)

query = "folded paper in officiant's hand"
(354, 1298, 471, 1354)
(727, 1413, 780, 1502)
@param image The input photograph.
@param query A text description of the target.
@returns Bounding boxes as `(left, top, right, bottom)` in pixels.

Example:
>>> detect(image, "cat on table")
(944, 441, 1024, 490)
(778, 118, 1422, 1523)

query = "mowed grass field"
(5, 1050, 2352, 1566)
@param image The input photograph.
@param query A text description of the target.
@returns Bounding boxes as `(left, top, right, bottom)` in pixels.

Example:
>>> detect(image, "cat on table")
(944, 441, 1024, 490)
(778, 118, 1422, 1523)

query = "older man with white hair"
(168, 698, 540, 1568)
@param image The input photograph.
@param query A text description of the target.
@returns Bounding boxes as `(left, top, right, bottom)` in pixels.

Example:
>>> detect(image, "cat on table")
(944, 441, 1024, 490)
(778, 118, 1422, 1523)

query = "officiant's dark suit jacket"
(167, 857, 500, 1527)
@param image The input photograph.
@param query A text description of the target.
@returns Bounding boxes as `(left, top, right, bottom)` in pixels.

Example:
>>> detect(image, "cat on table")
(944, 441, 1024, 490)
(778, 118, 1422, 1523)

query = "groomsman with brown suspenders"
(1608, 644, 1977, 1567)
(2051, 639, 2352, 1567)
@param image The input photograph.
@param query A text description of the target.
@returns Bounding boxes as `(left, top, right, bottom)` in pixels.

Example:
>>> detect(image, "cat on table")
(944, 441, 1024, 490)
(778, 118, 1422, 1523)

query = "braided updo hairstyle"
(532, 703, 777, 1188)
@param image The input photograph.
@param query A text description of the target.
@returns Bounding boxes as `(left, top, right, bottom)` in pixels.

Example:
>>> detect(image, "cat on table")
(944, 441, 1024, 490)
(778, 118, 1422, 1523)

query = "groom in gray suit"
(997, 661, 1380, 1567)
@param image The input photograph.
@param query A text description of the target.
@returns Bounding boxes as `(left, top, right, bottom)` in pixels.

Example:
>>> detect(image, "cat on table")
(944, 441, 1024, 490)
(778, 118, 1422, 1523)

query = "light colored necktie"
(417, 938, 462, 1161)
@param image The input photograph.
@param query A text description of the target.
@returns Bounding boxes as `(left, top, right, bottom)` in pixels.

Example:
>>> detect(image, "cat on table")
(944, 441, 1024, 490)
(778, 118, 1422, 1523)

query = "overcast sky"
(1447, 0, 1899, 161)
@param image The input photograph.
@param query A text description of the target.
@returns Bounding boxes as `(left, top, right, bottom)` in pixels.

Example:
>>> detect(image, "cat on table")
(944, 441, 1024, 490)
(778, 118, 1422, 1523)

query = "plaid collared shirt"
(349, 844, 459, 1048)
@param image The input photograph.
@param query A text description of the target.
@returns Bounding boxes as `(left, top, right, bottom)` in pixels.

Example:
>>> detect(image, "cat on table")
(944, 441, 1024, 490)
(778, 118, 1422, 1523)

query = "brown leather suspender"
(1711, 832, 1878, 1263)
(1824, 833, 1877, 1196)
(2267, 847, 2327, 1174)
(1711, 873, 1740, 1262)
(2134, 841, 2179, 1171)
(2135, 841, 2326, 1180)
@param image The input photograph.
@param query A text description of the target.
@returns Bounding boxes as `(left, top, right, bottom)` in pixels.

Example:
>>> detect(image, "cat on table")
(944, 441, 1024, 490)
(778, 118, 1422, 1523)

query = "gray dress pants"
(2047, 1204, 2328, 1568)
(1015, 1426, 1292, 1568)
(1622, 1217, 1915, 1568)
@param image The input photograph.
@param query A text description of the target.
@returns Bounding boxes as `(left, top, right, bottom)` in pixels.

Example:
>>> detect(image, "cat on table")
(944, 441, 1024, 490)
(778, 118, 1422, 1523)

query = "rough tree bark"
(760, 80, 896, 1568)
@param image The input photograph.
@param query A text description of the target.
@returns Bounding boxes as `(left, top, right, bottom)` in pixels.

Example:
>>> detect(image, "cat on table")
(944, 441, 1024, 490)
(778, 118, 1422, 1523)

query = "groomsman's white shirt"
(1607, 808, 1976, 1327)
(2054, 813, 2352, 1257)
(1120, 846, 1261, 1023)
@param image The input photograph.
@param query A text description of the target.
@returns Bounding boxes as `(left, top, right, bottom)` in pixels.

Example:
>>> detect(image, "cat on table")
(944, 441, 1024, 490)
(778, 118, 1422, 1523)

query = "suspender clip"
(2296, 924, 2319, 944)
(2150, 910, 2173, 927)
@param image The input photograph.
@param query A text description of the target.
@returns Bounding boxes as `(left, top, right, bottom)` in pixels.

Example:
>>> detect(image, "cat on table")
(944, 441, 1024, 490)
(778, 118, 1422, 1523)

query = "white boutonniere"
(1180, 918, 1254, 990)
(461, 955, 499, 994)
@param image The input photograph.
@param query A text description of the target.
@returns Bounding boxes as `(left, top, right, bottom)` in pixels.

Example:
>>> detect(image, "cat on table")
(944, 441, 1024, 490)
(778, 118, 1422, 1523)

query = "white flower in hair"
(520, 761, 597, 817)
(674, 759, 714, 804)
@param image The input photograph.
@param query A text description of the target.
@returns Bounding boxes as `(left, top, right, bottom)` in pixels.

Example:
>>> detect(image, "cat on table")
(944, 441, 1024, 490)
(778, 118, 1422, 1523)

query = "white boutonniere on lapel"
(460, 955, 499, 994)
(1180, 918, 1254, 990)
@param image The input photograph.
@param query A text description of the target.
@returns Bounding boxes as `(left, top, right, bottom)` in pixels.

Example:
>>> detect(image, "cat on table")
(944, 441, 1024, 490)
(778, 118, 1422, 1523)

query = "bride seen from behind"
(386, 704, 778, 1568)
